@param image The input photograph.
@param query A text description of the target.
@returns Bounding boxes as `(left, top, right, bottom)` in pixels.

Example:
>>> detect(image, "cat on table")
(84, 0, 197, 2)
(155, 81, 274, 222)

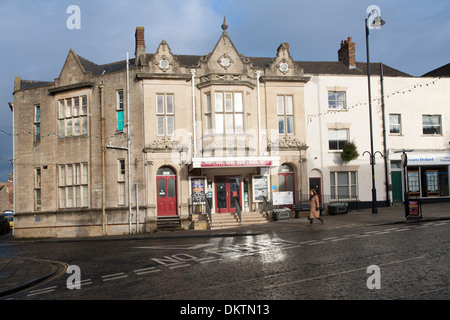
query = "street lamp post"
(365, 10, 385, 214)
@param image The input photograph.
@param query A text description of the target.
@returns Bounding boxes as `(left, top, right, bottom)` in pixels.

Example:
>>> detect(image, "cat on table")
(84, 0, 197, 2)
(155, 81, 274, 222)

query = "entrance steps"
(209, 212, 270, 230)
(157, 216, 181, 230)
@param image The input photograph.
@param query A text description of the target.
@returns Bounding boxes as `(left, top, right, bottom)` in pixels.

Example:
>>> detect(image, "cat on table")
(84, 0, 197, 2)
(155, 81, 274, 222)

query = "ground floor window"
(58, 163, 89, 208)
(330, 171, 357, 200)
(407, 166, 449, 197)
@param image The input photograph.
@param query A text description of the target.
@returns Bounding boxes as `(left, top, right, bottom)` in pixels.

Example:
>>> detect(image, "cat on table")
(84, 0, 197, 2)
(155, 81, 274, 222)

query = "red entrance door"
(309, 177, 322, 203)
(215, 176, 241, 213)
(157, 176, 177, 216)
(278, 171, 295, 208)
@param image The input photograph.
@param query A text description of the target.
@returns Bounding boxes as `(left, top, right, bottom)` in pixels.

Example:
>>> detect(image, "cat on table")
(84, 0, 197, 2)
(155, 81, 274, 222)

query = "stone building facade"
(12, 21, 310, 237)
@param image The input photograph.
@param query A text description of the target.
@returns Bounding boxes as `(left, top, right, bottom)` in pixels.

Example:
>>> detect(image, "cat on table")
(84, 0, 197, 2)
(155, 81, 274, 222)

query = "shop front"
(189, 157, 280, 215)
(391, 151, 450, 201)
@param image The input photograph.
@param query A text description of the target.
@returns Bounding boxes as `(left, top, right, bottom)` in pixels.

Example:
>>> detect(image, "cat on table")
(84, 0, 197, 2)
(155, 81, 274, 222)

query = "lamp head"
(371, 16, 386, 28)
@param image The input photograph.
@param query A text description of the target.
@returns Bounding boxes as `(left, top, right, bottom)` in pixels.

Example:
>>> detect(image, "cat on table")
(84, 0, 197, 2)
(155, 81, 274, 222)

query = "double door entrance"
(215, 176, 241, 213)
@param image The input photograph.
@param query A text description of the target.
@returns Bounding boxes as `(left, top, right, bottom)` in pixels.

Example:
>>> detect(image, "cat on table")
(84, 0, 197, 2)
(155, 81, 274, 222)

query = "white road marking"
(102, 272, 127, 281)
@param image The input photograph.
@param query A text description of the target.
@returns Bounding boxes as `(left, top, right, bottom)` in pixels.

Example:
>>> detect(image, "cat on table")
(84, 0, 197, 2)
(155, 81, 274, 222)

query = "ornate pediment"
(144, 137, 188, 153)
(268, 136, 308, 151)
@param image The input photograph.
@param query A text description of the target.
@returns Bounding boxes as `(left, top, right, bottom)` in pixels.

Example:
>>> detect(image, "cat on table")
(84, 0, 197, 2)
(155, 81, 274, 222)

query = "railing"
(189, 192, 212, 224)
(261, 196, 269, 216)
(294, 192, 359, 210)
(233, 197, 242, 222)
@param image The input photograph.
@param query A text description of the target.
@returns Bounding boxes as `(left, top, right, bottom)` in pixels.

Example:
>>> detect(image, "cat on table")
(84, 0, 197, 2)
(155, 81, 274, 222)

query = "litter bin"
(273, 208, 292, 221)
(328, 203, 348, 215)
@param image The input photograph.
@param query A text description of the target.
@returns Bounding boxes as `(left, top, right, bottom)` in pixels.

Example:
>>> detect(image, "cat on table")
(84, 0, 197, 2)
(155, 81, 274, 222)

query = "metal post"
(135, 182, 139, 233)
(365, 19, 378, 214)
(126, 52, 132, 233)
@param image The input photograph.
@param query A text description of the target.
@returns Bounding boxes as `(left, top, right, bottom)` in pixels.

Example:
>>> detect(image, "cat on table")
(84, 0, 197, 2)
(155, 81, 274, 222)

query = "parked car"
(2, 210, 14, 229)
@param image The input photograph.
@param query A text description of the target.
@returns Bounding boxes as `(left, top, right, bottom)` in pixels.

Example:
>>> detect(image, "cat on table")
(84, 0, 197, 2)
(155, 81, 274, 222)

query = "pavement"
(1, 201, 449, 298)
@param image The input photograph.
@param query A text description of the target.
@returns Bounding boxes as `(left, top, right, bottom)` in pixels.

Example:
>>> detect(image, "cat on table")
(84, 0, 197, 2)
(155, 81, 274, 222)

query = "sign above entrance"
(189, 156, 280, 171)
(201, 160, 272, 168)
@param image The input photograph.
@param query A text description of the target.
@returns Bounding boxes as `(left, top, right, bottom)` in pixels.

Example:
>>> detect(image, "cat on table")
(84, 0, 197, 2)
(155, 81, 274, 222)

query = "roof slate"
(422, 62, 450, 77)
(16, 50, 413, 91)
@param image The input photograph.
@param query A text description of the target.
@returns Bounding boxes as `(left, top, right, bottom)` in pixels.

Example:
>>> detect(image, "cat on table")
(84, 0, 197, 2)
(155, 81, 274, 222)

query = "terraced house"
(10, 20, 449, 237)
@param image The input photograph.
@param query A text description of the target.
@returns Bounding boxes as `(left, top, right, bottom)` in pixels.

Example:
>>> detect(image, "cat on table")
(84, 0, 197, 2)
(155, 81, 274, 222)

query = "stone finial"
(221, 16, 228, 33)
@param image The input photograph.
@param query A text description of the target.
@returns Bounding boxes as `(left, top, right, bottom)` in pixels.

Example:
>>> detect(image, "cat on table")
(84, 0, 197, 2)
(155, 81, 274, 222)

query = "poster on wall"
(273, 191, 294, 205)
(191, 178, 205, 203)
(253, 175, 269, 202)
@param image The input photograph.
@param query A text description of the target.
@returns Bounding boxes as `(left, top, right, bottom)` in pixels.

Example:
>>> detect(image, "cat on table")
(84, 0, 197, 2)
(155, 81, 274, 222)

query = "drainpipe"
(126, 52, 132, 234)
(256, 70, 262, 156)
(380, 63, 390, 207)
(191, 69, 197, 158)
(100, 83, 107, 235)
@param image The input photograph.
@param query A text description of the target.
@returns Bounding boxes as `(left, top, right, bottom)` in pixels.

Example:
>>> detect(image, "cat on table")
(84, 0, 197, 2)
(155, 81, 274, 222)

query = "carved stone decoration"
(144, 136, 188, 153)
(217, 54, 233, 70)
(268, 136, 308, 151)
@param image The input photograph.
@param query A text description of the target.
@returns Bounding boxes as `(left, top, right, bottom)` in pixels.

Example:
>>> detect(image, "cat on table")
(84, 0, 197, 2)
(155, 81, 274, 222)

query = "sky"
(0, 0, 449, 181)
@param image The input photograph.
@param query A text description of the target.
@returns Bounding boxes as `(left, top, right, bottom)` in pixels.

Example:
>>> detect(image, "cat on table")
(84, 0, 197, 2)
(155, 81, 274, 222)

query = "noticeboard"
(272, 191, 294, 205)
(253, 175, 269, 202)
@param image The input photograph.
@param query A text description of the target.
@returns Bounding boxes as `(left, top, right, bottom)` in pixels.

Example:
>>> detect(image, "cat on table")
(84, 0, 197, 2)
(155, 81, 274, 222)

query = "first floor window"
(328, 91, 346, 110)
(58, 95, 88, 137)
(389, 114, 401, 134)
(34, 105, 41, 142)
(328, 129, 349, 150)
(210, 91, 244, 134)
(422, 115, 442, 135)
(156, 94, 174, 136)
(58, 163, 89, 208)
(277, 95, 293, 135)
(117, 90, 124, 131)
(330, 171, 357, 200)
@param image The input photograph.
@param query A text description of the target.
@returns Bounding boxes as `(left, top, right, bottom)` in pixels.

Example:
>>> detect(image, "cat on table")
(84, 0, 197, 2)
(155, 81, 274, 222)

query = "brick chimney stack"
(338, 36, 356, 69)
(135, 26, 146, 67)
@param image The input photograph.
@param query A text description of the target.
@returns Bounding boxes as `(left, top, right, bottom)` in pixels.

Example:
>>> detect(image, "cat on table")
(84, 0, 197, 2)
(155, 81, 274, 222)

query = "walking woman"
(308, 189, 323, 226)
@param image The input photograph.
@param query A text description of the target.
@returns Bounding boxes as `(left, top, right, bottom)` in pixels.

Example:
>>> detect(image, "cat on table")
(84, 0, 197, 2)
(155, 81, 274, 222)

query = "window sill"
(327, 108, 348, 112)
(421, 134, 443, 137)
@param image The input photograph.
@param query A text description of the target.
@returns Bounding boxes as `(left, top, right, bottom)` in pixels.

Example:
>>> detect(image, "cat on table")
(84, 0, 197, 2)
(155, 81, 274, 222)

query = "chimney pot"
(135, 27, 146, 67)
(338, 36, 356, 69)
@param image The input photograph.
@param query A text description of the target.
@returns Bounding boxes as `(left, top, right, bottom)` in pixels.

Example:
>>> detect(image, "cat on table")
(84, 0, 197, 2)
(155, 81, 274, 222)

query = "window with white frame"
(328, 91, 346, 110)
(58, 96, 88, 137)
(118, 159, 126, 205)
(117, 90, 124, 131)
(277, 95, 294, 135)
(330, 171, 357, 200)
(34, 105, 41, 142)
(422, 115, 442, 135)
(328, 129, 349, 150)
(58, 163, 88, 208)
(213, 92, 244, 134)
(389, 114, 402, 134)
(156, 94, 174, 136)
(35, 168, 41, 211)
